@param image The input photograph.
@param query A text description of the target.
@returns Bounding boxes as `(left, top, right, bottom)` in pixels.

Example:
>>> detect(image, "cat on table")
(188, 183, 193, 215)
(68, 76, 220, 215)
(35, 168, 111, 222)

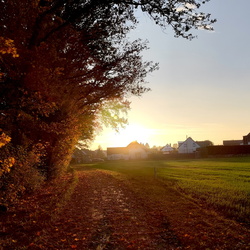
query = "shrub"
(0, 133, 45, 208)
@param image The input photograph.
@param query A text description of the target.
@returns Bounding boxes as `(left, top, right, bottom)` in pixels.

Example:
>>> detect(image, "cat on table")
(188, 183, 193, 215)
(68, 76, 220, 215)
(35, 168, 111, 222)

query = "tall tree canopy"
(0, 0, 215, 203)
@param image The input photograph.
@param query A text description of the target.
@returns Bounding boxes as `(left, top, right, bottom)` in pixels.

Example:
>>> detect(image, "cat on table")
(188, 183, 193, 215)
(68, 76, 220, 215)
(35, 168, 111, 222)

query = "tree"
(94, 145, 106, 160)
(0, 0, 216, 184)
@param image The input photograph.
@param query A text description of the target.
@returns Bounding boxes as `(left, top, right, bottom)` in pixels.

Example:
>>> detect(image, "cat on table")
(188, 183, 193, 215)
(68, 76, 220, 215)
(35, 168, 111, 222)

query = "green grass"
(155, 157, 250, 223)
(73, 157, 250, 224)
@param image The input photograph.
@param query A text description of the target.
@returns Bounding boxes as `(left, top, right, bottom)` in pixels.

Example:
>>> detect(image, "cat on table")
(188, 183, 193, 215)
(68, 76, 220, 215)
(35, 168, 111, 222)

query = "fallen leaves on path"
(1, 169, 250, 249)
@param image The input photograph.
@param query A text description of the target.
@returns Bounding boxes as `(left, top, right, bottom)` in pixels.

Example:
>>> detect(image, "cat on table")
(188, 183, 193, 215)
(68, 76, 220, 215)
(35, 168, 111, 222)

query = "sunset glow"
(91, 0, 250, 150)
(98, 124, 157, 148)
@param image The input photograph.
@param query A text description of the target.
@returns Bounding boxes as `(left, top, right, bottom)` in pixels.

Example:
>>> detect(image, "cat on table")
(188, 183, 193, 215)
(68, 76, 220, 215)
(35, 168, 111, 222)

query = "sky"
(90, 0, 250, 150)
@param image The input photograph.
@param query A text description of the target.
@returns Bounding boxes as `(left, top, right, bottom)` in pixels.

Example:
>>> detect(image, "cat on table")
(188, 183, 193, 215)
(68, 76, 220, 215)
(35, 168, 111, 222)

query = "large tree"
(0, 0, 215, 188)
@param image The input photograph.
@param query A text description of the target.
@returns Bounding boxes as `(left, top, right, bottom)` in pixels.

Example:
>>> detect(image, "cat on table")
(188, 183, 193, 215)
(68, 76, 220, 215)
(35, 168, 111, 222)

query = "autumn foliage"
(0, 0, 215, 207)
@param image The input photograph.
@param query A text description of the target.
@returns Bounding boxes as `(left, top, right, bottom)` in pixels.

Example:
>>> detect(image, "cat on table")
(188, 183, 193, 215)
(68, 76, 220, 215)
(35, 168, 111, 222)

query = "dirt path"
(41, 170, 181, 249)
(1, 169, 250, 249)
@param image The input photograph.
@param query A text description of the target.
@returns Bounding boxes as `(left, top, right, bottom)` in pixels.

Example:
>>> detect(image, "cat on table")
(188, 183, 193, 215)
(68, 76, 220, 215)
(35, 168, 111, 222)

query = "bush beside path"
(1, 169, 250, 249)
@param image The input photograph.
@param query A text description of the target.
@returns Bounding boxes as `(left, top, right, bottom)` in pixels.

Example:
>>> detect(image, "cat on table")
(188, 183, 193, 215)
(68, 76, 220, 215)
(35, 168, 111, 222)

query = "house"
(178, 137, 200, 154)
(161, 144, 174, 154)
(243, 133, 250, 145)
(107, 141, 148, 160)
(71, 148, 91, 163)
(107, 147, 129, 160)
(222, 133, 250, 146)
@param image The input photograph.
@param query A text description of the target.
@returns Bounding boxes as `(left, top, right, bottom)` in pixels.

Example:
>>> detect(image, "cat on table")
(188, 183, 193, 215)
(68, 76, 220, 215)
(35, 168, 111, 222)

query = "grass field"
(75, 157, 250, 225)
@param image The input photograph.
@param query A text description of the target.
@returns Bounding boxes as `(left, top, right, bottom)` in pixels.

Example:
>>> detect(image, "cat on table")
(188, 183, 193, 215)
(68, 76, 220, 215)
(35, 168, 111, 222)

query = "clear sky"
(91, 0, 250, 150)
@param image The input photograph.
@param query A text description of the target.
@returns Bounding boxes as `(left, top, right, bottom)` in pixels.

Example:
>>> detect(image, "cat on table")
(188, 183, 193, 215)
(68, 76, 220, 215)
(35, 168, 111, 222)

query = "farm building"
(243, 133, 250, 145)
(161, 144, 174, 154)
(178, 137, 200, 154)
(198, 145, 250, 156)
(107, 141, 148, 160)
(222, 132, 250, 146)
(223, 140, 243, 146)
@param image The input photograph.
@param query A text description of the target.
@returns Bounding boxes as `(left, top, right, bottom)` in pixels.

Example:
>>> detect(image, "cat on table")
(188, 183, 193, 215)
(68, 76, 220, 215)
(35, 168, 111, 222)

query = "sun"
(108, 123, 153, 147)
(92, 123, 158, 149)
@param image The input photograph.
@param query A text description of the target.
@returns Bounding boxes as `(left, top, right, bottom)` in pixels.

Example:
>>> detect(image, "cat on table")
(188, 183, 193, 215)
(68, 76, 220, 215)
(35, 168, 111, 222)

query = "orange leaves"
(0, 130, 15, 177)
(36, 231, 41, 236)
(19, 90, 58, 118)
(28, 242, 43, 248)
(0, 157, 15, 173)
(184, 233, 194, 239)
(0, 36, 19, 58)
(0, 129, 11, 148)
(54, 67, 64, 75)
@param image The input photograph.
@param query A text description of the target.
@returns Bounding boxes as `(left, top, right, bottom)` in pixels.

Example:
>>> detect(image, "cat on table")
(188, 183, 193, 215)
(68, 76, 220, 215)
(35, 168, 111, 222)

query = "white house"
(178, 137, 200, 154)
(107, 141, 148, 160)
(161, 144, 174, 154)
